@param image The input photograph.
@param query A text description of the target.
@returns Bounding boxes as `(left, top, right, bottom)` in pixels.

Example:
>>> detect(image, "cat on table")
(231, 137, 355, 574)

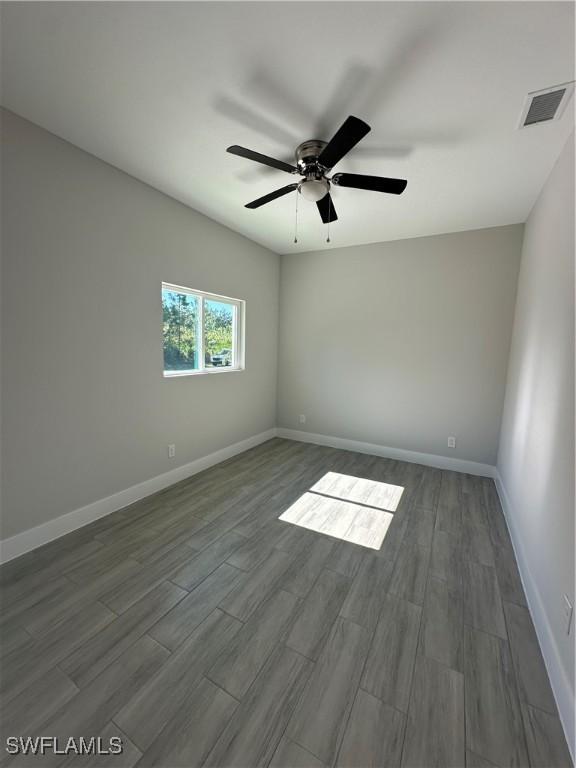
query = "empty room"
(0, 2, 574, 766)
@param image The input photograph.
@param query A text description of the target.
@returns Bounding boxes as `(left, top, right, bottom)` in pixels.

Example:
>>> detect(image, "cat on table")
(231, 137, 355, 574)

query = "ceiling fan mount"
(295, 139, 328, 175)
(227, 115, 407, 225)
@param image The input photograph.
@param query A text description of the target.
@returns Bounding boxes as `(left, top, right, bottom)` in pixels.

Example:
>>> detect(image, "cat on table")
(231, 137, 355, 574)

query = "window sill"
(163, 367, 245, 378)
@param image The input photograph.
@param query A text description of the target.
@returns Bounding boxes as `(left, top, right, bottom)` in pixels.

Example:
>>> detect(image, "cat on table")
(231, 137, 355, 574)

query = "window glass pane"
(204, 299, 234, 368)
(162, 288, 200, 372)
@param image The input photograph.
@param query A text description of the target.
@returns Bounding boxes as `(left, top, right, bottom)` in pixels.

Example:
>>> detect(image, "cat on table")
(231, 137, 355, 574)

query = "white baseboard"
(0, 428, 277, 564)
(277, 428, 496, 477)
(494, 471, 575, 761)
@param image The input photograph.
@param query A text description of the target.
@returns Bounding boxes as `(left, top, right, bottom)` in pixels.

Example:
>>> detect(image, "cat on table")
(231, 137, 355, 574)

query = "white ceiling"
(1, 2, 574, 255)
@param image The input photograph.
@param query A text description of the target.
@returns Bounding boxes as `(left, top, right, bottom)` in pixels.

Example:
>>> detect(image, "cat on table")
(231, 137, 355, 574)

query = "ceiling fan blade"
(317, 116, 371, 169)
(332, 173, 407, 195)
(227, 145, 297, 174)
(245, 184, 298, 209)
(317, 193, 338, 223)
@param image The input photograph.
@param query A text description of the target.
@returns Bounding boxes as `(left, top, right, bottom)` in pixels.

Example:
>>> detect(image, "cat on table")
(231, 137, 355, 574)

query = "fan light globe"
(299, 179, 329, 202)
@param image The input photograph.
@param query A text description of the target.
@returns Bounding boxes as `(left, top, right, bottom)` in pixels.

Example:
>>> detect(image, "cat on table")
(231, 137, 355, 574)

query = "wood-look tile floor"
(0, 439, 572, 767)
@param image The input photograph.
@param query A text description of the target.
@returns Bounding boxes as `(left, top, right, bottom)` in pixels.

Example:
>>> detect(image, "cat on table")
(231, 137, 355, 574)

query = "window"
(162, 283, 244, 376)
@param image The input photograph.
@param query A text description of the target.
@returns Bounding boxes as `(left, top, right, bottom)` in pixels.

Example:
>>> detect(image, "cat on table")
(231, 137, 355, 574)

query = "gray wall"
(1, 110, 280, 539)
(498, 134, 575, 745)
(278, 225, 522, 465)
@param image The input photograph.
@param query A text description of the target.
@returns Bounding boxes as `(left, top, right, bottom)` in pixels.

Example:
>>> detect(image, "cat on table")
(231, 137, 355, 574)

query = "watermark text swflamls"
(5, 736, 123, 756)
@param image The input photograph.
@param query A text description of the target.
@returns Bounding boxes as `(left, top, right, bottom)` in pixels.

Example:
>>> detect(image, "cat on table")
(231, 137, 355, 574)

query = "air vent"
(518, 82, 574, 128)
(525, 89, 566, 124)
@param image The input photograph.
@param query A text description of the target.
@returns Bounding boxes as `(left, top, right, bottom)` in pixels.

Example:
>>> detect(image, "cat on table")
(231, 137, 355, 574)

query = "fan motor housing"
(296, 140, 327, 177)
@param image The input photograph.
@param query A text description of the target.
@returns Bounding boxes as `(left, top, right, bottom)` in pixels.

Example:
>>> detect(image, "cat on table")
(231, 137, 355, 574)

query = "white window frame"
(162, 282, 245, 377)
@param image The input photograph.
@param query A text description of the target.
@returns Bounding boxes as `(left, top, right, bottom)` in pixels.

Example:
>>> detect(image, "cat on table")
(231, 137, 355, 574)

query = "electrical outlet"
(299, 414, 307, 425)
(563, 595, 573, 635)
(447, 436, 456, 448)
(168, 444, 176, 459)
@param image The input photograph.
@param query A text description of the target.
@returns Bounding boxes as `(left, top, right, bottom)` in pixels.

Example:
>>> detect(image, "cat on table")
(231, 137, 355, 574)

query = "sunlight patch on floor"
(278, 472, 404, 550)
(310, 471, 404, 512)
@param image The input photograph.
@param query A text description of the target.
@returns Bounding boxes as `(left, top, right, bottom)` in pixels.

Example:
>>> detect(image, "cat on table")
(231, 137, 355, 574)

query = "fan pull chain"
(326, 192, 331, 243)
(293, 186, 299, 244)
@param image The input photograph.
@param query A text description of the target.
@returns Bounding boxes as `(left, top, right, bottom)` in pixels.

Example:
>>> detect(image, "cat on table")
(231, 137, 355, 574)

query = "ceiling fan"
(226, 115, 407, 224)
